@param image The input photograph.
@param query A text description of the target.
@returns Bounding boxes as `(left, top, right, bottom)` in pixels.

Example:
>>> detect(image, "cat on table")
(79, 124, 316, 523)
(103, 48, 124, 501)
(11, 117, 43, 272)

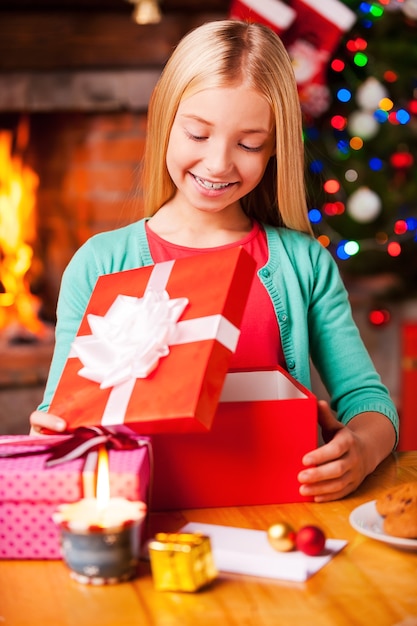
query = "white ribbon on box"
(68, 260, 240, 426)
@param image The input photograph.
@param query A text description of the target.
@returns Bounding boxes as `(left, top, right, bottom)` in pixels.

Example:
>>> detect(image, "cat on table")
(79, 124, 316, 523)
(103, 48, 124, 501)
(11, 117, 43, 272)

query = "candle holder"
(53, 498, 147, 585)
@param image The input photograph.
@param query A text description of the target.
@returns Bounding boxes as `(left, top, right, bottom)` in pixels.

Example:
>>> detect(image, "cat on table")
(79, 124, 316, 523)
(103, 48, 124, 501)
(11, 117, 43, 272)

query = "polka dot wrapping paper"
(0, 436, 150, 559)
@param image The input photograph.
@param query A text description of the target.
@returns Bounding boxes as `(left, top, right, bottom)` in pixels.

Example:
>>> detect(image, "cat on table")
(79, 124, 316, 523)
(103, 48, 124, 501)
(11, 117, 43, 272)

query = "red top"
(146, 221, 285, 370)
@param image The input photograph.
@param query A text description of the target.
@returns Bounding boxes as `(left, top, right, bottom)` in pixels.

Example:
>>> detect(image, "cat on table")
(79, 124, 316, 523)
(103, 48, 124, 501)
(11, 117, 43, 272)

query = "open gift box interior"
(150, 367, 318, 510)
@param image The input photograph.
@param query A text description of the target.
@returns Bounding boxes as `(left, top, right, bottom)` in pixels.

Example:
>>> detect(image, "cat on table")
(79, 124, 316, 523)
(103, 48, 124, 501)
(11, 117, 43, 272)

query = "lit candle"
(96, 443, 110, 510)
(53, 445, 147, 585)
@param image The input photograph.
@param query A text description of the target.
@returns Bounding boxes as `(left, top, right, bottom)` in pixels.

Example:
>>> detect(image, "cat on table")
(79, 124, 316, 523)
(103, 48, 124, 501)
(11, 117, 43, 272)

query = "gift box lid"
(49, 246, 257, 435)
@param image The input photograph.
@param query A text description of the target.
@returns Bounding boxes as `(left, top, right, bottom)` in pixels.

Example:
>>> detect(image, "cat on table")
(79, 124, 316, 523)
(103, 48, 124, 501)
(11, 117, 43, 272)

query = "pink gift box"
(0, 436, 150, 559)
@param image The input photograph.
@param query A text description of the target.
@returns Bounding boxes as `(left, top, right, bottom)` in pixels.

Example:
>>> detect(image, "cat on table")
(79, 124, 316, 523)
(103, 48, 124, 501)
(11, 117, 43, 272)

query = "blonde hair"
(142, 19, 312, 234)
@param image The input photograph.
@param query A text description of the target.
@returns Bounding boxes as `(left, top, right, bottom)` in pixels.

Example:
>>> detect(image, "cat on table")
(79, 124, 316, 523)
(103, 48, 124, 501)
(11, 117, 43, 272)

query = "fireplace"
(0, 110, 147, 325)
(0, 110, 150, 385)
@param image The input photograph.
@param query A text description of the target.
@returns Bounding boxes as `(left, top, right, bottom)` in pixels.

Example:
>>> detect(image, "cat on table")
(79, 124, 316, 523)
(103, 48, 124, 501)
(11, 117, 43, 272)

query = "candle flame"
(96, 445, 110, 510)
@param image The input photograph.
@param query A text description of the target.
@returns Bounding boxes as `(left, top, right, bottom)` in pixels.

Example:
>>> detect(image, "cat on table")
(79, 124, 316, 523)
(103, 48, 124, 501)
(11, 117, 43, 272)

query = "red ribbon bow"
(0, 427, 147, 467)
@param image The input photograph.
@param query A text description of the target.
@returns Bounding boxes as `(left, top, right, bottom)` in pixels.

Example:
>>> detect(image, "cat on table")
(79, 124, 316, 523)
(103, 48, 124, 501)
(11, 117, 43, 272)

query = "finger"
(299, 469, 356, 501)
(299, 453, 348, 483)
(317, 400, 343, 429)
(29, 410, 67, 434)
(308, 477, 357, 502)
(317, 400, 344, 443)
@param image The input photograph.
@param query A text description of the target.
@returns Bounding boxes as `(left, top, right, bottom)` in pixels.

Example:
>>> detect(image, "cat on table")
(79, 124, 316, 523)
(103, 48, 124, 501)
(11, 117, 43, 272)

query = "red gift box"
(50, 247, 256, 435)
(398, 322, 417, 451)
(0, 436, 150, 559)
(150, 367, 317, 510)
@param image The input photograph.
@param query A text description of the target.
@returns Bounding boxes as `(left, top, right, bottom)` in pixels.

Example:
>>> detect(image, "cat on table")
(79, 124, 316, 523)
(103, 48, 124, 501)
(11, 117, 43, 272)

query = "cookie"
(383, 505, 417, 539)
(375, 482, 417, 517)
(376, 481, 417, 539)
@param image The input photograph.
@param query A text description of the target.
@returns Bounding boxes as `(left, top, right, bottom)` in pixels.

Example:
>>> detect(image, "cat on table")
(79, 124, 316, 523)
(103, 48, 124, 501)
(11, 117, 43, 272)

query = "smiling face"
(165, 83, 275, 218)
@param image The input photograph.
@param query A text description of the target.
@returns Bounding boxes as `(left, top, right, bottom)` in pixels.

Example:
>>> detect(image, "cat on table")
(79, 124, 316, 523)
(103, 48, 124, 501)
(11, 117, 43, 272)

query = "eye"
(185, 129, 207, 142)
(239, 143, 263, 153)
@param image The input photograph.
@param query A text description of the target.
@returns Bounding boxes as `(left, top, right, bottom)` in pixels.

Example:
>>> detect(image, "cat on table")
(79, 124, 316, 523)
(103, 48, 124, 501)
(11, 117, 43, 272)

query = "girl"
(30, 20, 398, 502)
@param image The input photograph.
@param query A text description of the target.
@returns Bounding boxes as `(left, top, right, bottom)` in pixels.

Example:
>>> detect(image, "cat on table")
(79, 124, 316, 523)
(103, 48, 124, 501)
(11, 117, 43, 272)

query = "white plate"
(349, 500, 417, 551)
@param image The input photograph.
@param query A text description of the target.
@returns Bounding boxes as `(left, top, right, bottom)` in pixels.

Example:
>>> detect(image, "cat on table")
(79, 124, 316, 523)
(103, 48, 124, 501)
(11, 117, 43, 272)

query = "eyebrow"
(179, 113, 271, 135)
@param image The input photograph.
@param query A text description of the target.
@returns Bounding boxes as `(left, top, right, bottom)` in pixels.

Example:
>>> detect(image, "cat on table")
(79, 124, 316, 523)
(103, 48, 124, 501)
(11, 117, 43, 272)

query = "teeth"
(195, 176, 230, 190)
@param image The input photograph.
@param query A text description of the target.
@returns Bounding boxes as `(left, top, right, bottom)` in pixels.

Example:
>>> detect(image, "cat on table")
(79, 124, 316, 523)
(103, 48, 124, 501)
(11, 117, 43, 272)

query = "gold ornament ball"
(267, 522, 296, 552)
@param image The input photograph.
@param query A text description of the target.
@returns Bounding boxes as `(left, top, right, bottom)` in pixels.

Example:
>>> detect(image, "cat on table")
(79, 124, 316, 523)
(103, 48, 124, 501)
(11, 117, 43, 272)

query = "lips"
(192, 174, 233, 190)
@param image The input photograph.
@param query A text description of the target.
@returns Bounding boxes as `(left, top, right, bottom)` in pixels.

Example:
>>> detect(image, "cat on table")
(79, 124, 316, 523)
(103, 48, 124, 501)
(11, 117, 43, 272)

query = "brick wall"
(13, 111, 147, 321)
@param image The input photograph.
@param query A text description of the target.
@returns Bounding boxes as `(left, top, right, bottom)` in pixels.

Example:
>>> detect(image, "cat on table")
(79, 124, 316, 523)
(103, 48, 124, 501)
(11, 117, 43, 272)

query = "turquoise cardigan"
(38, 219, 399, 439)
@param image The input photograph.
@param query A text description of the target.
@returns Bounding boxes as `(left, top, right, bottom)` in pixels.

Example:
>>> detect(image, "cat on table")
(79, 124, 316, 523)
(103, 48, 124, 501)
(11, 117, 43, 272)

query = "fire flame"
(0, 117, 43, 336)
(96, 445, 111, 510)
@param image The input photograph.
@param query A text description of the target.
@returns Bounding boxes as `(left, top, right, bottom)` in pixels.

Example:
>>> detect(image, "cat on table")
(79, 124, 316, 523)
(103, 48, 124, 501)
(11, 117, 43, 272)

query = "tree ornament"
(402, 0, 417, 20)
(346, 187, 382, 223)
(356, 77, 388, 111)
(295, 525, 326, 556)
(267, 522, 297, 552)
(348, 110, 379, 140)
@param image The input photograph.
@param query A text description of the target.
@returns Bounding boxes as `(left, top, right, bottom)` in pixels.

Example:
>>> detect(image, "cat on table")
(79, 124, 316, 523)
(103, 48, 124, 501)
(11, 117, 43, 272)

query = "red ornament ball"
(296, 525, 326, 556)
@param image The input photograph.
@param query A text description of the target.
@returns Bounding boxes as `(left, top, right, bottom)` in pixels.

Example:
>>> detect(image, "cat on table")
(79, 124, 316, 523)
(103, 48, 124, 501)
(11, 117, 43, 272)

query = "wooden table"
(1, 451, 416, 626)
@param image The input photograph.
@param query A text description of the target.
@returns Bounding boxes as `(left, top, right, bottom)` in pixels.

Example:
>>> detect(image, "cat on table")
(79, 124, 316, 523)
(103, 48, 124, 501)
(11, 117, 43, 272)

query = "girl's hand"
(29, 410, 67, 436)
(297, 400, 367, 502)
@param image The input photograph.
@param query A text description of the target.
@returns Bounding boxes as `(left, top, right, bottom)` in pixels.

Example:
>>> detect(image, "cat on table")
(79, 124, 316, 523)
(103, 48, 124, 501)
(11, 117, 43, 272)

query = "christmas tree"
(229, 0, 417, 302)
(304, 0, 417, 301)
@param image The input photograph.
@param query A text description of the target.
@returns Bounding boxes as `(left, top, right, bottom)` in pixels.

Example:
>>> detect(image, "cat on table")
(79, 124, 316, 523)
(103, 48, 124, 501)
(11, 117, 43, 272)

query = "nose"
(204, 139, 232, 177)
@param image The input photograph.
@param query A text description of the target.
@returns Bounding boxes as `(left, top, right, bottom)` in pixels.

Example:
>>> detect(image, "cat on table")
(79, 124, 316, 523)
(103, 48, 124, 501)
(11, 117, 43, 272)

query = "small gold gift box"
(148, 532, 217, 592)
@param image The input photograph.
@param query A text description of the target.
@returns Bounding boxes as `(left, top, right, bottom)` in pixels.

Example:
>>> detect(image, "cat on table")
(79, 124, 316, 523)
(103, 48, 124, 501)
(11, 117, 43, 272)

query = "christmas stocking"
(285, 0, 357, 116)
(229, 0, 296, 36)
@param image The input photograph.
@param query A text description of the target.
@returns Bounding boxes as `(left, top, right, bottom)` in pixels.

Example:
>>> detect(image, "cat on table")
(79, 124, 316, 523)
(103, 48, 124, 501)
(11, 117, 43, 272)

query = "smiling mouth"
(193, 174, 233, 190)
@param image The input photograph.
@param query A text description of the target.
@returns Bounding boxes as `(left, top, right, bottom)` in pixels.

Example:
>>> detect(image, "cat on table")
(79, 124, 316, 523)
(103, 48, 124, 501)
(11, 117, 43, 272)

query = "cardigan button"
(279, 312, 288, 322)
(287, 359, 295, 369)
(260, 268, 270, 278)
